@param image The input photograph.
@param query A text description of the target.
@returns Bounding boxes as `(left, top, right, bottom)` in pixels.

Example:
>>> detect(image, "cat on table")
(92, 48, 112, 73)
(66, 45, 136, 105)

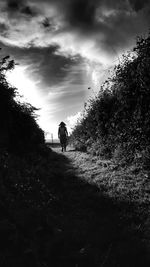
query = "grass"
(65, 149, 150, 204)
(0, 145, 150, 266)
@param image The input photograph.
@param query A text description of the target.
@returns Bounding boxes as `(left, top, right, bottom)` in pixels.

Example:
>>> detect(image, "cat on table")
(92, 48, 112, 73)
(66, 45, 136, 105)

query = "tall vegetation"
(71, 33, 150, 164)
(0, 49, 45, 153)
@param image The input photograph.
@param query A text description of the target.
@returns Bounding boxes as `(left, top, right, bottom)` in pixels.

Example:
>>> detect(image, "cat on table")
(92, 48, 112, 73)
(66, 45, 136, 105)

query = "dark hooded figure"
(58, 122, 68, 152)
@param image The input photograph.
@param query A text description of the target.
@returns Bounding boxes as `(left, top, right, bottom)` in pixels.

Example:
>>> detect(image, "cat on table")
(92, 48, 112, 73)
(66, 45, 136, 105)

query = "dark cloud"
(41, 17, 57, 31)
(0, 23, 9, 37)
(23, 47, 77, 89)
(7, 0, 20, 11)
(42, 0, 150, 55)
(6, 0, 36, 17)
(42, 17, 51, 28)
(129, 0, 149, 11)
(1, 0, 150, 77)
(0, 42, 84, 91)
(21, 6, 36, 16)
(67, 0, 150, 54)
(68, 0, 97, 28)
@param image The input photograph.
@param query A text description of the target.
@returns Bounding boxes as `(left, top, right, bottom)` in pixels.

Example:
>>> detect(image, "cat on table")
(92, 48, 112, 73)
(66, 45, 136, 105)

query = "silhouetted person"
(58, 122, 68, 152)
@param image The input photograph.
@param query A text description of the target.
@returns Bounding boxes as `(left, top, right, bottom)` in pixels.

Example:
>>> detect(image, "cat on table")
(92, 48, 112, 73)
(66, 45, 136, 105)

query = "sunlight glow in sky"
(6, 65, 81, 139)
(6, 66, 42, 107)
(1, 0, 149, 139)
(6, 66, 58, 138)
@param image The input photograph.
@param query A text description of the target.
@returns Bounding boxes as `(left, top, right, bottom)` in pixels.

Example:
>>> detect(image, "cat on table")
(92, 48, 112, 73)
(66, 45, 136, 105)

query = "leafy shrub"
(71, 32, 150, 165)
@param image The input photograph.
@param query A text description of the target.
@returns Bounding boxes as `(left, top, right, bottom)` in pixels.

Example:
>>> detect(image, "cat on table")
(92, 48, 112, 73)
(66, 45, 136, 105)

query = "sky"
(0, 0, 150, 138)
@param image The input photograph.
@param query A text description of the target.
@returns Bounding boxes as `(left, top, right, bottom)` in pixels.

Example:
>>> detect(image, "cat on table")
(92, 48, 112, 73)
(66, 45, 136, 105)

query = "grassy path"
(0, 147, 150, 266)
(46, 147, 150, 266)
(62, 147, 150, 204)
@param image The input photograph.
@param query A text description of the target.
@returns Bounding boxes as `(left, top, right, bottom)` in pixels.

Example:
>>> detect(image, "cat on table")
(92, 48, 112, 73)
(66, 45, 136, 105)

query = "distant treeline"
(71, 33, 150, 166)
(0, 49, 45, 153)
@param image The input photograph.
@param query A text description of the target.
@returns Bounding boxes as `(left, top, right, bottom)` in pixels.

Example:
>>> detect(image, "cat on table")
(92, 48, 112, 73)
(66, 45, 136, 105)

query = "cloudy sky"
(0, 0, 150, 138)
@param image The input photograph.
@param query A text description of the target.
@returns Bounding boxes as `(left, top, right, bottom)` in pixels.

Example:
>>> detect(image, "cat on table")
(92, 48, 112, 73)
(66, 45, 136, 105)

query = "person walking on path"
(58, 122, 68, 152)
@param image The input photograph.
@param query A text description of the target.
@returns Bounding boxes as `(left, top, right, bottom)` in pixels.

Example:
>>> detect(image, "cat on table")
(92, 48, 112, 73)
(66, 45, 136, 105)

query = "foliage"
(71, 33, 150, 164)
(0, 50, 45, 152)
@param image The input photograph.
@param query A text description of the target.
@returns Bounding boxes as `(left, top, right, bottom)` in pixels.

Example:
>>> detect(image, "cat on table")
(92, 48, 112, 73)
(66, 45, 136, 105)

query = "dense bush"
(71, 33, 150, 164)
(0, 50, 45, 153)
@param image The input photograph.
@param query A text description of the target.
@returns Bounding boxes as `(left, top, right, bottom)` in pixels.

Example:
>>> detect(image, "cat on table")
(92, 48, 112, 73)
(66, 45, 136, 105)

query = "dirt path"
(46, 147, 150, 267)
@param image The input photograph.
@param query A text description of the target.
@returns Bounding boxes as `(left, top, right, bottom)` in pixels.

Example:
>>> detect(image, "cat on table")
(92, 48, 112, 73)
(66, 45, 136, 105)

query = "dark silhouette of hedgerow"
(71, 33, 150, 165)
(0, 49, 45, 153)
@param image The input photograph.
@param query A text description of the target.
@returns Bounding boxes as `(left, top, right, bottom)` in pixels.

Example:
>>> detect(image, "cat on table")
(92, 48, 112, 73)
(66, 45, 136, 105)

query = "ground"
(0, 145, 150, 266)
(46, 146, 150, 266)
